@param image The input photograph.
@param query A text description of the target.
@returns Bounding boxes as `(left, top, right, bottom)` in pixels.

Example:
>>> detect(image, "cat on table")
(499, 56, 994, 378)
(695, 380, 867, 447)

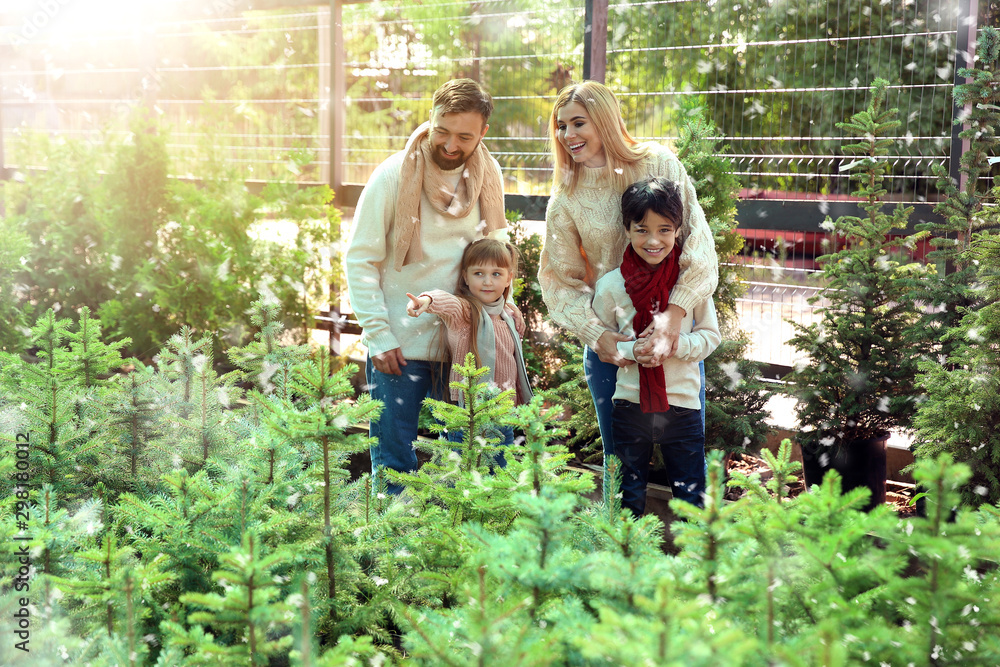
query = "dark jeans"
(611, 400, 706, 516)
(366, 358, 449, 495)
(584, 347, 707, 460)
(446, 424, 513, 469)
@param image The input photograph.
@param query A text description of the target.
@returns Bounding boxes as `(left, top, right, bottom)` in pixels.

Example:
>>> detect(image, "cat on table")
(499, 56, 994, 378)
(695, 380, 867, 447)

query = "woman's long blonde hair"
(549, 80, 652, 195)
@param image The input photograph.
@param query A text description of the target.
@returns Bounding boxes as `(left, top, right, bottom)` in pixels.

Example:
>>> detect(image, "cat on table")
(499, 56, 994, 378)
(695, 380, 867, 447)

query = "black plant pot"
(801, 431, 889, 512)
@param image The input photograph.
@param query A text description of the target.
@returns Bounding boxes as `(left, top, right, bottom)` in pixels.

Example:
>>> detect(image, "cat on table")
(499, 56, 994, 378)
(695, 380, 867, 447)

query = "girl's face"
(555, 101, 606, 169)
(463, 261, 512, 305)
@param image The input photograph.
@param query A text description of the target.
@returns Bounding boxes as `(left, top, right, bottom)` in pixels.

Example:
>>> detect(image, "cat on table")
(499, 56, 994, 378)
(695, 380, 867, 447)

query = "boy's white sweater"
(592, 268, 721, 410)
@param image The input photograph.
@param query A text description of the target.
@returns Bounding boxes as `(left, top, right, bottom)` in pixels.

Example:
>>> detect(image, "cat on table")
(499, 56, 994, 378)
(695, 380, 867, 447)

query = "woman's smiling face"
(555, 101, 606, 169)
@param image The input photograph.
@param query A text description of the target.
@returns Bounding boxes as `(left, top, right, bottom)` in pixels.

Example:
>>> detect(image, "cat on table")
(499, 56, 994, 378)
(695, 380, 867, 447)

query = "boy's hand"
(406, 293, 431, 317)
(638, 304, 685, 364)
(634, 338, 656, 367)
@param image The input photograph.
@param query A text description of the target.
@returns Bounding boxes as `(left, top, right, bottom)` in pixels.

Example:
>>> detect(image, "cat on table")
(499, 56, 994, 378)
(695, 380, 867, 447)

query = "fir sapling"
(62, 306, 132, 391)
(114, 469, 233, 598)
(670, 451, 743, 603)
(574, 577, 757, 666)
(392, 353, 521, 527)
(912, 231, 1000, 504)
(914, 27, 1000, 348)
(878, 454, 1000, 664)
(164, 351, 238, 466)
(784, 78, 933, 488)
(156, 326, 213, 418)
(226, 296, 311, 397)
(254, 349, 381, 629)
(168, 532, 295, 665)
(396, 563, 558, 666)
(101, 362, 170, 485)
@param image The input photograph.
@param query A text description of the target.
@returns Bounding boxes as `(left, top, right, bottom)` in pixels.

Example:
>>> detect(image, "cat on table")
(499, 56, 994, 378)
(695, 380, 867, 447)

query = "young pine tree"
(156, 326, 214, 418)
(99, 362, 170, 489)
(908, 27, 1000, 506)
(878, 454, 1000, 664)
(675, 112, 773, 462)
(165, 532, 295, 665)
(914, 27, 1000, 348)
(254, 348, 381, 632)
(13, 310, 90, 499)
(785, 78, 932, 453)
(49, 533, 174, 665)
(64, 306, 131, 390)
(912, 233, 1000, 504)
(227, 296, 311, 398)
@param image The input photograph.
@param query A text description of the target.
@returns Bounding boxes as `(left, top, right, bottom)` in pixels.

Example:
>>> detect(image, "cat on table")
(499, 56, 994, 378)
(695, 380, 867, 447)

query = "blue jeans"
(611, 400, 706, 516)
(584, 348, 707, 460)
(366, 358, 449, 494)
(446, 425, 513, 469)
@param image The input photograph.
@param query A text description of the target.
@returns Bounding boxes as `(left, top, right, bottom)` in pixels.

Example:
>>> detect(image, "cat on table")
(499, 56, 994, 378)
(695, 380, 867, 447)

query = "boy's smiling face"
(627, 210, 678, 266)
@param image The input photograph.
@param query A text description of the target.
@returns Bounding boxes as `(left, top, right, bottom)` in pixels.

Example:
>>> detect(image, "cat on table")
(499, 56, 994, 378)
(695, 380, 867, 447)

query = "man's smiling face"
(429, 108, 488, 170)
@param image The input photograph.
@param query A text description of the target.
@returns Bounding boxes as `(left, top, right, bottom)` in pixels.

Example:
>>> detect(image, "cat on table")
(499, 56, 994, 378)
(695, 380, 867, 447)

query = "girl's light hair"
(548, 80, 652, 195)
(454, 238, 520, 367)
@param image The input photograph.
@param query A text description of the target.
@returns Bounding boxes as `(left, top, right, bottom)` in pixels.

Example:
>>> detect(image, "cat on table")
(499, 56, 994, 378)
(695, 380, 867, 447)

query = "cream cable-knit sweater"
(538, 143, 719, 348)
(345, 149, 507, 361)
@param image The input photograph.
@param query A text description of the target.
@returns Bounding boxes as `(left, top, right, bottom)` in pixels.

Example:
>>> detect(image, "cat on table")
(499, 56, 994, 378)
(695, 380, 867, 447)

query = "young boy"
(591, 176, 721, 516)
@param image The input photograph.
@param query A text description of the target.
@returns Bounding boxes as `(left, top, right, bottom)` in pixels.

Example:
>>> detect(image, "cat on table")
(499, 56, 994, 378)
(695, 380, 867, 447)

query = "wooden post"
(318, 6, 331, 185)
(583, 0, 608, 83)
(950, 0, 978, 193)
(330, 0, 344, 198)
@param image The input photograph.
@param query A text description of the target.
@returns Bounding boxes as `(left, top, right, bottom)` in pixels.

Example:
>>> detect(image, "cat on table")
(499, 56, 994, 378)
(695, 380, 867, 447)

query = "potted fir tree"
(785, 79, 932, 510)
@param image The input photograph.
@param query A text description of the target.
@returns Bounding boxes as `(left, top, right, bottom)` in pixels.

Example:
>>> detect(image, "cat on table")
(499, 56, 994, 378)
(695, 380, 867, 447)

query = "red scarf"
(621, 244, 680, 413)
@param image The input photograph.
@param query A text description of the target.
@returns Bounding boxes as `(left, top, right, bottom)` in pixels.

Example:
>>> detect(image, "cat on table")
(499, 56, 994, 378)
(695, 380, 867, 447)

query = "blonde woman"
(538, 80, 718, 466)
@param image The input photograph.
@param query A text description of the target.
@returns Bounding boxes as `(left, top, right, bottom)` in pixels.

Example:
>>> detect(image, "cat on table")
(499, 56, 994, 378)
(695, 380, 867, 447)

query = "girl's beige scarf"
(393, 121, 506, 271)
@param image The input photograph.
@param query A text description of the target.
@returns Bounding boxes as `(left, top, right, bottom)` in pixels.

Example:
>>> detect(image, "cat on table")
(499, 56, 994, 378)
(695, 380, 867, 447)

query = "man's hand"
(372, 348, 407, 375)
(406, 293, 431, 317)
(594, 330, 635, 368)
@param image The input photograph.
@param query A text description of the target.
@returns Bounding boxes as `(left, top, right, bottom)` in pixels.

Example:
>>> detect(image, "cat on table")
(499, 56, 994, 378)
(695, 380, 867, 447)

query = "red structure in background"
(735, 189, 937, 271)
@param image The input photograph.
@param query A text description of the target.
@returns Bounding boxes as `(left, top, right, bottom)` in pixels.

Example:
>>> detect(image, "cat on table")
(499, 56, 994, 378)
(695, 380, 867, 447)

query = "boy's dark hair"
(432, 78, 494, 124)
(620, 176, 683, 230)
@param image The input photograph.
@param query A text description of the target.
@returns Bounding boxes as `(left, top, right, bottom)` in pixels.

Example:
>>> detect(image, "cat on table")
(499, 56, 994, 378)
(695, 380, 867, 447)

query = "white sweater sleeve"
(673, 298, 722, 362)
(592, 272, 636, 360)
(344, 156, 402, 357)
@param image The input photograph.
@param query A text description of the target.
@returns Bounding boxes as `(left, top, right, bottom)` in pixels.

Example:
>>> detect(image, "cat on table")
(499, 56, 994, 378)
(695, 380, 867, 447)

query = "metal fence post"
(583, 0, 608, 83)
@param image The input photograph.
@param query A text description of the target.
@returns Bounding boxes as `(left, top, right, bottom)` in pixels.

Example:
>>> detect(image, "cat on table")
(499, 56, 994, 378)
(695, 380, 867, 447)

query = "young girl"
(405, 238, 532, 450)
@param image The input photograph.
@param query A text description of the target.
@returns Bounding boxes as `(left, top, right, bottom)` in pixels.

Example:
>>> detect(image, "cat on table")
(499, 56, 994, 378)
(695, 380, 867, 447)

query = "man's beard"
(431, 141, 478, 170)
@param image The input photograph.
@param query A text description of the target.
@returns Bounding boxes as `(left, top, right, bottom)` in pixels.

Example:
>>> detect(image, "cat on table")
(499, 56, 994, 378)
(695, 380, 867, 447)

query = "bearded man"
(345, 78, 508, 493)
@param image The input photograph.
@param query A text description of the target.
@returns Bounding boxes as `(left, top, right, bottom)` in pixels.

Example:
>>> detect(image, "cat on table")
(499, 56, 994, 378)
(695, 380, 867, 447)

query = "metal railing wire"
(0, 0, 985, 368)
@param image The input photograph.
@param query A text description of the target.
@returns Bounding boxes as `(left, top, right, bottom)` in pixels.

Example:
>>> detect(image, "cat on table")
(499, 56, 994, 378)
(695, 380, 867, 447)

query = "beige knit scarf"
(393, 121, 506, 271)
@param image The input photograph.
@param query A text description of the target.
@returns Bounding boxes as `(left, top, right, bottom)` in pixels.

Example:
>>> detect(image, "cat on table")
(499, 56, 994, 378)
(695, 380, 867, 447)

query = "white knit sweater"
(344, 149, 507, 360)
(592, 269, 721, 409)
(538, 143, 719, 348)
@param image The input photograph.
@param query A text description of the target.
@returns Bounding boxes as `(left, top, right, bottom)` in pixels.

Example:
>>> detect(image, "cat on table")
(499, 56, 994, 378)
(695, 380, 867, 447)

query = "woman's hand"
(594, 330, 634, 367)
(406, 293, 431, 317)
